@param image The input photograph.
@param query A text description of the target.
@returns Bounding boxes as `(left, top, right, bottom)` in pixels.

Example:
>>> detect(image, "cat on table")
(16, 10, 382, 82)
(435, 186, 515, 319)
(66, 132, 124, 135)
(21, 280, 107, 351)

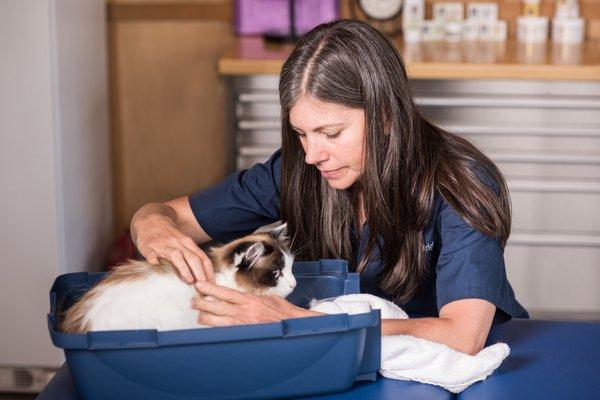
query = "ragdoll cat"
(60, 223, 296, 333)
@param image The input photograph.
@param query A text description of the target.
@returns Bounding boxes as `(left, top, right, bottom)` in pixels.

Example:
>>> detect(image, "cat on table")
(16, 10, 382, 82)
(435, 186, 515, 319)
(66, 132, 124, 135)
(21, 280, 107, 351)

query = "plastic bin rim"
(48, 310, 380, 350)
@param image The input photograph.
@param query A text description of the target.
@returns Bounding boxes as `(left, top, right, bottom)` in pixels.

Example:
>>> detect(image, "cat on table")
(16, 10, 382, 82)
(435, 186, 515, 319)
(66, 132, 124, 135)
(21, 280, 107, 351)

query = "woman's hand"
(132, 204, 214, 284)
(192, 281, 322, 327)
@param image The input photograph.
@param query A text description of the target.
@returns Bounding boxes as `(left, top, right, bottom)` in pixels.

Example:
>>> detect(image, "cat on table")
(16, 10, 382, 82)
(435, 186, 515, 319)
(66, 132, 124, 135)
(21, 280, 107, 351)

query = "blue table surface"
(36, 319, 600, 400)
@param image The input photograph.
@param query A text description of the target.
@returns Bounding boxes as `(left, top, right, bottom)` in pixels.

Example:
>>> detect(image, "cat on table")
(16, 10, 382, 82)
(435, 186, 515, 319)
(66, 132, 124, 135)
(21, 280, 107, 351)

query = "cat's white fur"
(78, 253, 296, 332)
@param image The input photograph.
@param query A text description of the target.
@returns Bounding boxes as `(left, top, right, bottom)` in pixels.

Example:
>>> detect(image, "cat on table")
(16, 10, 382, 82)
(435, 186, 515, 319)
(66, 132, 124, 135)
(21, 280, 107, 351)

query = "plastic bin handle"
(87, 330, 159, 349)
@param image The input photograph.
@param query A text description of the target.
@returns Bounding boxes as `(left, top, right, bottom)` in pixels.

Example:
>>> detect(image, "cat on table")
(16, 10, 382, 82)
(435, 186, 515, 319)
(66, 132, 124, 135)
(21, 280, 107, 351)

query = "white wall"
(53, 0, 113, 275)
(0, 0, 111, 367)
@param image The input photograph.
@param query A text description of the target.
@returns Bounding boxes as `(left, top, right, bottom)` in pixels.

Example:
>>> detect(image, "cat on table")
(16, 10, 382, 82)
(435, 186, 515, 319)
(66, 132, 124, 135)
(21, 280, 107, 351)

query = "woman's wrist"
(131, 203, 177, 242)
(381, 318, 410, 336)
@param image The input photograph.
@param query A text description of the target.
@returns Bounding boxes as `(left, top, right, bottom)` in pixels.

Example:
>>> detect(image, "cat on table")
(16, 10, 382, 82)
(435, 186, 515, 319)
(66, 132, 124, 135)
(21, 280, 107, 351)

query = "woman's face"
(289, 95, 366, 190)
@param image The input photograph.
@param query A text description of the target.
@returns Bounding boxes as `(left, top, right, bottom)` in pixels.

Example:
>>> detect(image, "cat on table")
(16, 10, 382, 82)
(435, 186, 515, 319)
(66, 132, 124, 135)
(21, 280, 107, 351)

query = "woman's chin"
(324, 177, 355, 190)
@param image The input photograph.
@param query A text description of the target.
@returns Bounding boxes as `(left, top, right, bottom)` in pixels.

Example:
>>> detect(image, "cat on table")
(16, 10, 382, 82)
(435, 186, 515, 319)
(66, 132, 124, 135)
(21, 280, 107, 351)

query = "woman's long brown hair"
(279, 20, 511, 303)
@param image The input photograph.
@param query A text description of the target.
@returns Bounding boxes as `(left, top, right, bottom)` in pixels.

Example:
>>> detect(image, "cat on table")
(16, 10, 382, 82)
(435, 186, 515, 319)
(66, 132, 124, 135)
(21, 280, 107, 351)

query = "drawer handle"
(238, 120, 280, 130)
(444, 125, 600, 138)
(492, 153, 600, 165)
(237, 146, 277, 157)
(508, 180, 600, 193)
(416, 96, 600, 109)
(509, 233, 600, 247)
(238, 92, 279, 103)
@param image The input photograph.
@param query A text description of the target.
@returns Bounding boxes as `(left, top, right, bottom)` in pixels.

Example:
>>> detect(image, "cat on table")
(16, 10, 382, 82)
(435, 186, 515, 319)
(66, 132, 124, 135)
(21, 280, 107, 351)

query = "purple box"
(235, 0, 340, 36)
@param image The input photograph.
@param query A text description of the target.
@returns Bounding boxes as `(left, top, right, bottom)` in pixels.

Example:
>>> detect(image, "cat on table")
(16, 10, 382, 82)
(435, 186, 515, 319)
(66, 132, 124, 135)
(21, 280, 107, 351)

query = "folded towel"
(309, 294, 509, 394)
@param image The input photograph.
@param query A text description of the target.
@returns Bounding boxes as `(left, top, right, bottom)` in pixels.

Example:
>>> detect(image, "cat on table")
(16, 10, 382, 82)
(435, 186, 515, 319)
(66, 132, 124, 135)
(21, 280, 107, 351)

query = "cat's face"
(210, 224, 297, 297)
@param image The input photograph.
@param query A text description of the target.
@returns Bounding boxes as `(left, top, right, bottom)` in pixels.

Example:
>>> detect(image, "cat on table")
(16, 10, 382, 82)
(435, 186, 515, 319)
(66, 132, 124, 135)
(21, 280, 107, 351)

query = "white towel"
(309, 294, 509, 394)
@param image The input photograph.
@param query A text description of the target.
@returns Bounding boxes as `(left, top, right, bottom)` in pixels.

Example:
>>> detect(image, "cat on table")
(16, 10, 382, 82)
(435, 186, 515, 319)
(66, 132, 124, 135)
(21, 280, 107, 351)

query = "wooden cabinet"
(108, 0, 235, 234)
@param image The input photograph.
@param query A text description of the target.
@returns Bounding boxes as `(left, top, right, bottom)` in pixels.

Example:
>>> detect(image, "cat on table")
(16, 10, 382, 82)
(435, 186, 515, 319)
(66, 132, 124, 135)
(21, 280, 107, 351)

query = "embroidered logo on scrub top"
(424, 241, 434, 252)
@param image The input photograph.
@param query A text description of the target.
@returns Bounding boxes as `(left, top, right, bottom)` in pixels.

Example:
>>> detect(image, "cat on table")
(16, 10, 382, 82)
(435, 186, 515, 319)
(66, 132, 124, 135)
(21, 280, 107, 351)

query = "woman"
(131, 19, 528, 355)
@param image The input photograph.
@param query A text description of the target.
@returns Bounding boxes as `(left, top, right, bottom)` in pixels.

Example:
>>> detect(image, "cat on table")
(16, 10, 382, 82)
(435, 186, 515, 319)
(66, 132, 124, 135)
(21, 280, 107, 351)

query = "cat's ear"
(237, 241, 264, 271)
(268, 222, 288, 240)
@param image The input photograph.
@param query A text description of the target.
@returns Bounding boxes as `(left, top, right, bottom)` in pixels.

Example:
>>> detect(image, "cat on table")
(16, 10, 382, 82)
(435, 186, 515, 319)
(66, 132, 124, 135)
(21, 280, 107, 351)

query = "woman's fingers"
(197, 312, 235, 327)
(200, 252, 215, 283)
(145, 237, 214, 284)
(145, 251, 159, 265)
(181, 248, 206, 282)
(191, 297, 232, 316)
(181, 239, 215, 283)
(195, 281, 248, 305)
(134, 219, 215, 283)
(191, 291, 306, 327)
(164, 249, 194, 283)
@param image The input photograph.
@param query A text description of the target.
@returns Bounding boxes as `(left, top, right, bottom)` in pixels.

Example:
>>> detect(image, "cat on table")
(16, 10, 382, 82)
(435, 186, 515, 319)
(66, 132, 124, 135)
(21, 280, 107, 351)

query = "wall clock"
(350, 0, 403, 37)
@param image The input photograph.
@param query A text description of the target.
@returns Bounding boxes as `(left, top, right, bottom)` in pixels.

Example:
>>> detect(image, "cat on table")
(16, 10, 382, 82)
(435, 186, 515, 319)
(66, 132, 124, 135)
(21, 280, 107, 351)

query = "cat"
(60, 223, 296, 333)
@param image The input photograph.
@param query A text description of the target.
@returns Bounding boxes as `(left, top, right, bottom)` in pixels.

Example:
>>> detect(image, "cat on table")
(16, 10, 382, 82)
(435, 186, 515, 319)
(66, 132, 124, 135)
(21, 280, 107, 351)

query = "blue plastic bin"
(48, 259, 381, 400)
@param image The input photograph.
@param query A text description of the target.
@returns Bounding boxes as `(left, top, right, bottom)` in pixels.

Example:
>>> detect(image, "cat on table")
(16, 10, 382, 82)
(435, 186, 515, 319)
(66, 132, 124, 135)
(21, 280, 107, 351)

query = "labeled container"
(403, 0, 425, 42)
(467, 2, 498, 21)
(552, 18, 585, 44)
(445, 21, 464, 42)
(480, 20, 508, 41)
(517, 16, 549, 43)
(421, 20, 445, 41)
(462, 19, 479, 40)
(433, 2, 464, 22)
(48, 259, 381, 400)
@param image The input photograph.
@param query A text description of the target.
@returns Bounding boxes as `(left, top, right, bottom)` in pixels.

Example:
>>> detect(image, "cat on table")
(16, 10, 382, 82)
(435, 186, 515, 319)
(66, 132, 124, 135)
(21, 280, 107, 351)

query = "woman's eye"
(292, 128, 341, 140)
(324, 131, 341, 140)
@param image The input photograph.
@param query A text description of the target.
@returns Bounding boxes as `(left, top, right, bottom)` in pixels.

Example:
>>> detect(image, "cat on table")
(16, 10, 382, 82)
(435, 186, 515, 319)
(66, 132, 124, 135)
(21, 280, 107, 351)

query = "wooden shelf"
(219, 36, 600, 81)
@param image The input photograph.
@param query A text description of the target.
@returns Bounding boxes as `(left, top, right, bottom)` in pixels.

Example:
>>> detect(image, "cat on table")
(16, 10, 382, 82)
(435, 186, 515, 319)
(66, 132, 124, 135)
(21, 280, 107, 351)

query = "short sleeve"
(435, 172, 527, 322)
(471, 161, 502, 197)
(188, 149, 282, 243)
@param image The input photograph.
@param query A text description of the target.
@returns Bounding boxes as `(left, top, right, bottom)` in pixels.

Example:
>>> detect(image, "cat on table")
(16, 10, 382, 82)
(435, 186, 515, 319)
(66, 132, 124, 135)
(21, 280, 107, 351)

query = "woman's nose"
(304, 136, 326, 165)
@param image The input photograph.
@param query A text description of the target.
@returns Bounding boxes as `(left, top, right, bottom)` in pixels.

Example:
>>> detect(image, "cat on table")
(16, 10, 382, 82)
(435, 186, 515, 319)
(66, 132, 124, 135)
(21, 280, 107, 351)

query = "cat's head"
(210, 223, 296, 297)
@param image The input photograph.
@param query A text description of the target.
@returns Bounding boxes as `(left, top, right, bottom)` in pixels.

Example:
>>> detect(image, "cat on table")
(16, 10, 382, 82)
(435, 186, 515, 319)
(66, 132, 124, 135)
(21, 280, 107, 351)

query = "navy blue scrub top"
(189, 149, 528, 323)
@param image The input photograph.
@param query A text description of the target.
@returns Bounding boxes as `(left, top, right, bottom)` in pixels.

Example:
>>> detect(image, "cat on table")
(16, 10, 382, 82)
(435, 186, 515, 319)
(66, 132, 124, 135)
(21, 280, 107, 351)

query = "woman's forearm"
(382, 317, 482, 355)
(287, 309, 481, 354)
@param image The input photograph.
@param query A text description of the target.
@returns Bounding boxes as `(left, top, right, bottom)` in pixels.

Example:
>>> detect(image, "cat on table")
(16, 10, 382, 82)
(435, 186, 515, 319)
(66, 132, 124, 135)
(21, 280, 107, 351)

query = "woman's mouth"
(320, 167, 344, 178)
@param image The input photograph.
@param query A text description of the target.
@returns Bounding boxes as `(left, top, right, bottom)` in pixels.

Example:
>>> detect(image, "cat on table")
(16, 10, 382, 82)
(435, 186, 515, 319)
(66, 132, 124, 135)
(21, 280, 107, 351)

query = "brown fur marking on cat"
(209, 233, 288, 294)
